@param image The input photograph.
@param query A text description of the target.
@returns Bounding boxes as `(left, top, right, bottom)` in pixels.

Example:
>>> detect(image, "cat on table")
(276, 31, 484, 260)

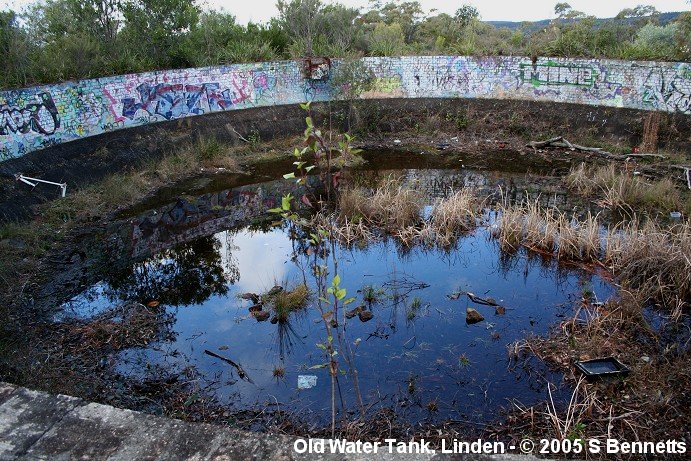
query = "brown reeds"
(566, 163, 683, 214)
(336, 183, 480, 248)
(428, 189, 478, 247)
(337, 177, 424, 231)
(493, 201, 689, 310)
(604, 220, 690, 314)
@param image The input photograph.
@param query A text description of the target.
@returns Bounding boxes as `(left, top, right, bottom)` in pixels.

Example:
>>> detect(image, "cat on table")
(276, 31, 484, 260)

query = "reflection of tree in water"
(104, 236, 236, 306)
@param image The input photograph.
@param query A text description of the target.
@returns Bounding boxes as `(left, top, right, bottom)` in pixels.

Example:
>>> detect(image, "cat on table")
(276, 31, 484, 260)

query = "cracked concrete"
(0, 382, 547, 461)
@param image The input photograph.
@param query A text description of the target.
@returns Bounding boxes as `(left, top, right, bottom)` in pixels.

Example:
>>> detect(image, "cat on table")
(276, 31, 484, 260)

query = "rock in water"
(267, 286, 284, 296)
(495, 306, 506, 315)
(466, 308, 484, 324)
(240, 293, 260, 303)
(358, 310, 374, 322)
(345, 305, 364, 319)
(254, 311, 270, 322)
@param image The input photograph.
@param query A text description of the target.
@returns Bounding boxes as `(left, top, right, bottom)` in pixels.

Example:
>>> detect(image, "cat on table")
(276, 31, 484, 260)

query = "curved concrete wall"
(1, 56, 689, 160)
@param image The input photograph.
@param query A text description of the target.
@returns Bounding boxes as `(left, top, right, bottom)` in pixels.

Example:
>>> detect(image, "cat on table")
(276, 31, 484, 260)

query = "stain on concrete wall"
(1, 57, 689, 160)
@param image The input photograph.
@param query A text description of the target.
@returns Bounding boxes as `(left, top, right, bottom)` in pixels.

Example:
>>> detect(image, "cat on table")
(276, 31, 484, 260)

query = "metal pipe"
(14, 174, 67, 197)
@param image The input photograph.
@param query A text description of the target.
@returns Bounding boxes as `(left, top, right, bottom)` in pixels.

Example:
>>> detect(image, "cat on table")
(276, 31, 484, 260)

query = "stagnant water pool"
(55, 151, 616, 427)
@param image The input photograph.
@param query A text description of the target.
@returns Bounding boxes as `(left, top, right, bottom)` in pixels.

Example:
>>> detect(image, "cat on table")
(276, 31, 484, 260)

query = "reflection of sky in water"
(60, 223, 616, 425)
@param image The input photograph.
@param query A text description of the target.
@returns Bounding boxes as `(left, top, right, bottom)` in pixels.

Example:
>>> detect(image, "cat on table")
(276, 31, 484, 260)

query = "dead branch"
(204, 349, 254, 384)
(624, 153, 667, 160)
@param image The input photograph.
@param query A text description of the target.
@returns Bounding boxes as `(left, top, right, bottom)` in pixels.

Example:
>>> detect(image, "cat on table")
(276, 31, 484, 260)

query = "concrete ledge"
(0, 382, 548, 460)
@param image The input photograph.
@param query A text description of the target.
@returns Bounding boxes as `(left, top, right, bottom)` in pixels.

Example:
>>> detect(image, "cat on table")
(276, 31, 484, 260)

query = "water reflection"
(60, 219, 615, 426)
(54, 160, 612, 427)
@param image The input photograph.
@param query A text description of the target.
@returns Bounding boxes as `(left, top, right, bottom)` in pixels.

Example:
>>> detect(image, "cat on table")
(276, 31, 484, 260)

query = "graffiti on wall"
(119, 71, 278, 121)
(520, 62, 595, 87)
(0, 92, 60, 136)
(1, 57, 689, 160)
(641, 67, 691, 113)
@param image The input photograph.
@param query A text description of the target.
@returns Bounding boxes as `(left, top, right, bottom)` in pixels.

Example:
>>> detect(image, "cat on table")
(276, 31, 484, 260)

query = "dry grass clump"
(271, 284, 310, 322)
(492, 205, 525, 252)
(555, 212, 600, 262)
(523, 201, 558, 253)
(604, 221, 690, 314)
(494, 203, 600, 261)
(335, 186, 480, 248)
(566, 163, 683, 214)
(337, 178, 424, 231)
(493, 202, 689, 309)
(428, 189, 478, 247)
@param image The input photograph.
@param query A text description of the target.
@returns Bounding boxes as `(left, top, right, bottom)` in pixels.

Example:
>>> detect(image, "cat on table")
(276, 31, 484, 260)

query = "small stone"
(466, 308, 484, 324)
(254, 311, 270, 322)
(495, 306, 506, 315)
(267, 286, 284, 296)
(345, 305, 364, 319)
(240, 293, 260, 303)
(358, 310, 374, 322)
(641, 356, 650, 363)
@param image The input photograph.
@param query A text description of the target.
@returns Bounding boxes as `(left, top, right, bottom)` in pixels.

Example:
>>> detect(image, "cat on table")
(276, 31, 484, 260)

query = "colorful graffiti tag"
(519, 62, 595, 87)
(1, 57, 689, 161)
(0, 92, 60, 136)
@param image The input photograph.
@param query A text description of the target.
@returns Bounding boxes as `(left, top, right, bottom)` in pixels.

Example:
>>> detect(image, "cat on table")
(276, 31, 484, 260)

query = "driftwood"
(527, 136, 621, 159)
(465, 292, 500, 307)
(204, 349, 254, 383)
(624, 153, 667, 160)
(528, 137, 674, 162)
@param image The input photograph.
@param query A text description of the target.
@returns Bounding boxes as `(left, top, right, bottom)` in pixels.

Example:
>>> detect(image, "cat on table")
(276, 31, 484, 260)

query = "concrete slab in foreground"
(0, 382, 546, 461)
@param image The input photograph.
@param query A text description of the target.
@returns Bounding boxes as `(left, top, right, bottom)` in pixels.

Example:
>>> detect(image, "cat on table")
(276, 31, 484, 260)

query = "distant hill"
(485, 11, 682, 31)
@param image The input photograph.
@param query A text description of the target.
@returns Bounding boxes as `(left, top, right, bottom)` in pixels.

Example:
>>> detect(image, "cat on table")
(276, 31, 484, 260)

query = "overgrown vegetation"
(1, 0, 689, 88)
(566, 163, 687, 216)
(492, 201, 690, 313)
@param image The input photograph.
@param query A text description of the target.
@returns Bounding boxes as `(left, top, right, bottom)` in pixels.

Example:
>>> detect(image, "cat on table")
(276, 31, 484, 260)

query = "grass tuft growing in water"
(338, 177, 424, 231)
(566, 163, 685, 215)
(272, 284, 310, 322)
(492, 201, 690, 311)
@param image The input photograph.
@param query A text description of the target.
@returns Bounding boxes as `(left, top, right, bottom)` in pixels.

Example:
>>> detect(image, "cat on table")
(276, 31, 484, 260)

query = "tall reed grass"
(566, 163, 683, 214)
(493, 201, 690, 311)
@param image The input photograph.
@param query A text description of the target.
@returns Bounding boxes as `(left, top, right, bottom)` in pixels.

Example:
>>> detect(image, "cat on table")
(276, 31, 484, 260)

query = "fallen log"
(624, 153, 667, 160)
(465, 292, 500, 307)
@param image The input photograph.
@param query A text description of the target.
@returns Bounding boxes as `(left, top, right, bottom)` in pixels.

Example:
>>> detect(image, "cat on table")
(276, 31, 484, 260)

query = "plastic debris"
(297, 375, 317, 390)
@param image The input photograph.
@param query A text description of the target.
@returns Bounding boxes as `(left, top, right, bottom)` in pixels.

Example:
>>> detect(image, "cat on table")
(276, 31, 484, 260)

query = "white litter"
(297, 375, 317, 390)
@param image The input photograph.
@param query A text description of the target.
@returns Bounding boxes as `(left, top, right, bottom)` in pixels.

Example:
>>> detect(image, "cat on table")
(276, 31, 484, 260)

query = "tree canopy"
(0, 0, 687, 89)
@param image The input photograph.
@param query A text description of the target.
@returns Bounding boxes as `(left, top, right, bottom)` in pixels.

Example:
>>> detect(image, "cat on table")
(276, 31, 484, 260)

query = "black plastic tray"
(575, 357, 630, 378)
